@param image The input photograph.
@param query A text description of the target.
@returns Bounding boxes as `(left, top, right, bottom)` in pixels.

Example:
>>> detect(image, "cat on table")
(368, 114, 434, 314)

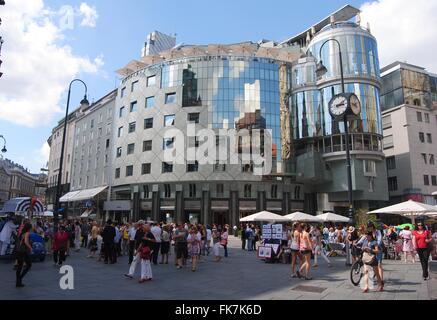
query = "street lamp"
(53, 79, 89, 230)
(0, 135, 7, 153)
(316, 39, 354, 226)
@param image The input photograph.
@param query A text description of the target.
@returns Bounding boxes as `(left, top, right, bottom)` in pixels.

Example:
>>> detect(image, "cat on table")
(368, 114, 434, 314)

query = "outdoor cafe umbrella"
(368, 200, 437, 224)
(317, 212, 351, 223)
(284, 211, 322, 222)
(240, 211, 289, 223)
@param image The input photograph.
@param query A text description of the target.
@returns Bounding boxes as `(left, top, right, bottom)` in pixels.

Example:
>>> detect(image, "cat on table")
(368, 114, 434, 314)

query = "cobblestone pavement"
(0, 236, 432, 300)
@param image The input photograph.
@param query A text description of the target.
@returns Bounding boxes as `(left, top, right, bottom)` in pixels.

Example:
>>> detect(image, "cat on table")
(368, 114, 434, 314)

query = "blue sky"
(2, 0, 435, 174)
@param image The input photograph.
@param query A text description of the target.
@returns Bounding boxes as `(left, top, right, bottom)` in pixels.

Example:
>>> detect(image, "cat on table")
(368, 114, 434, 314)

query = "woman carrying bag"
(360, 231, 383, 293)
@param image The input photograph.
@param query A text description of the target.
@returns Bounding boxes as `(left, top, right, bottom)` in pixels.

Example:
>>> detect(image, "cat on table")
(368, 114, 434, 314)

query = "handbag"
(362, 251, 376, 265)
(220, 239, 227, 246)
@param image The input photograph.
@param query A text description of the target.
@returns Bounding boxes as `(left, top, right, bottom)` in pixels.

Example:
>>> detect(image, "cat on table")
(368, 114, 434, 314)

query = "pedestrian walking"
(74, 221, 81, 252)
(290, 222, 302, 278)
(297, 223, 313, 280)
(246, 226, 254, 252)
(360, 231, 383, 293)
(367, 221, 384, 285)
(128, 222, 138, 264)
(121, 223, 129, 256)
(212, 227, 222, 262)
(174, 223, 188, 269)
(151, 223, 162, 265)
(102, 220, 116, 264)
(81, 221, 90, 248)
(87, 222, 99, 258)
(221, 227, 229, 257)
(241, 224, 247, 250)
(53, 226, 69, 266)
(312, 225, 331, 268)
(187, 226, 201, 272)
(160, 225, 170, 264)
(205, 225, 212, 256)
(413, 222, 433, 281)
(125, 224, 155, 282)
(399, 226, 416, 263)
(15, 223, 33, 288)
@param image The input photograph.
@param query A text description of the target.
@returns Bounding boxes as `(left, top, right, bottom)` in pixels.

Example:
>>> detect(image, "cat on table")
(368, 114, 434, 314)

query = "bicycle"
(350, 245, 364, 286)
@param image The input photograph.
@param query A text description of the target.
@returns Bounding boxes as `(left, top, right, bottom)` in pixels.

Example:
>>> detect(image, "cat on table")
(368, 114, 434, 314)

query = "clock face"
(329, 95, 348, 117)
(350, 94, 361, 115)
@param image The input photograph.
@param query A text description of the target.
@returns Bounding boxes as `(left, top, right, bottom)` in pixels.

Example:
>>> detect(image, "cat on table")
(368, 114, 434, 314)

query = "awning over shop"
(60, 186, 108, 203)
(1, 197, 44, 215)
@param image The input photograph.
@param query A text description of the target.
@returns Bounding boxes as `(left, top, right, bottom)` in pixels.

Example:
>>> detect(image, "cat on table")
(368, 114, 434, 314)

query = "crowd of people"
(1, 214, 436, 291)
(0, 216, 232, 287)
(240, 220, 437, 292)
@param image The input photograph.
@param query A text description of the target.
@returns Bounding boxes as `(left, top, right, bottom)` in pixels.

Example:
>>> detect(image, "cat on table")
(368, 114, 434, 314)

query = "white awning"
(59, 191, 81, 203)
(60, 186, 108, 203)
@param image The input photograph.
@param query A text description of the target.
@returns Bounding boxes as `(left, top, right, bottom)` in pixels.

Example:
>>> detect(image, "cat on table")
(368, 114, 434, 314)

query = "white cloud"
(79, 3, 98, 28)
(360, 0, 437, 72)
(34, 142, 51, 170)
(0, 0, 104, 128)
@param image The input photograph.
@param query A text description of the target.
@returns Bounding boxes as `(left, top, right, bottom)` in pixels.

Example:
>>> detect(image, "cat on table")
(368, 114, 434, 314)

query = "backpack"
(140, 245, 151, 260)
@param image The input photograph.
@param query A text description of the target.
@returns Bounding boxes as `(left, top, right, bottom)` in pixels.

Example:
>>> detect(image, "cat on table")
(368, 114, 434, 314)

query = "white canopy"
(240, 211, 289, 222)
(368, 200, 437, 223)
(432, 191, 437, 196)
(43, 211, 53, 217)
(317, 212, 350, 223)
(60, 186, 108, 203)
(284, 211, 322, 222)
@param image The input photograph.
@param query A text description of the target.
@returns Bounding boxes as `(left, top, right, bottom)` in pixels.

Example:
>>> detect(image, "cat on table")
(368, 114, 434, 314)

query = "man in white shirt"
(206, 226, 212, 255)
(128, 223, 137, 264)
(150, 223, 162, 265)
(0, 217, 17, 255)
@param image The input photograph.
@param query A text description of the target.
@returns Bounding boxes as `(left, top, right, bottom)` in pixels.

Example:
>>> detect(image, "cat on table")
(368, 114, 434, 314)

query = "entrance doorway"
(213, 212, 228, 227)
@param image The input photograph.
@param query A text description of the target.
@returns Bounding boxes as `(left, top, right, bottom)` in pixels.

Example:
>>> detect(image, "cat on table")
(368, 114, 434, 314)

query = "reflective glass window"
(165, 93, 176, 104)
(142, 163, 151, 175)
(164, 114, 175, 127)
(127, 143, 135, 155)
(130, 101, 137, 112)
(147, 75, 156, 87)
(126, 165, 133, 177)
(144, 118, 153, 129)
(146, 96, 155, 108)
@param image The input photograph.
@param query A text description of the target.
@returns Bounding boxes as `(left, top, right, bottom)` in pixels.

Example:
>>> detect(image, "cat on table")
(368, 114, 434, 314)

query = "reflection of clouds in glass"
(242, 80, 261, 117)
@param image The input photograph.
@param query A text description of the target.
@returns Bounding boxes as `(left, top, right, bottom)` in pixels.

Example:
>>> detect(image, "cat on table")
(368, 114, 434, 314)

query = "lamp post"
(53, 79, 89, 230)
(316, 39, 354, 226)
(0, 135, 6, 153)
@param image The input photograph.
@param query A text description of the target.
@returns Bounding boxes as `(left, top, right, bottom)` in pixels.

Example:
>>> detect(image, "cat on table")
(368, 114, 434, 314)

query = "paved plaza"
(0, 237, 433, 300)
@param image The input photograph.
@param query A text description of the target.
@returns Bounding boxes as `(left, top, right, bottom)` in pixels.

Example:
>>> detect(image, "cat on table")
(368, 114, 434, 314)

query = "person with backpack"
(15, 223, 33, 288)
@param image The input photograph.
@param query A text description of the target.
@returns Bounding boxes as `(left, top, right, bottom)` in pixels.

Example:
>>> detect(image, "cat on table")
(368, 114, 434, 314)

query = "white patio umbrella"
(43, 211, 53, 217)
(368, 200, 437, 224)
(284, 211, 322, 222)
(240, 211, 289, 223)
(317, 212, 351, 223)
(432, 191, 437, 196)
